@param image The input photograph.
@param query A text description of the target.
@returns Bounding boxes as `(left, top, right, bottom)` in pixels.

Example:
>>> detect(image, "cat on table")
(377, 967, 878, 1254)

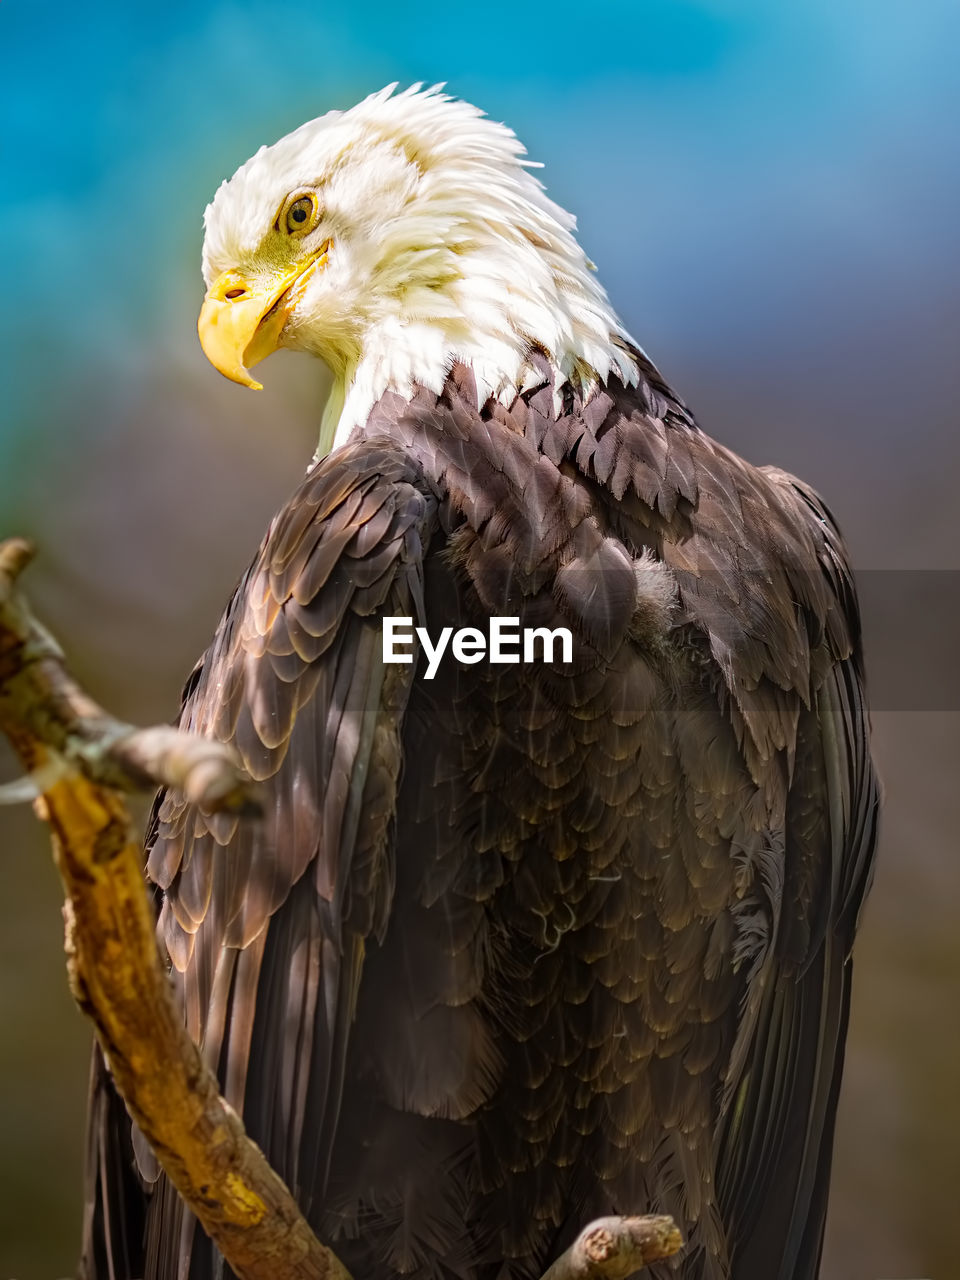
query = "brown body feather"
(81, 351, 877, 1280)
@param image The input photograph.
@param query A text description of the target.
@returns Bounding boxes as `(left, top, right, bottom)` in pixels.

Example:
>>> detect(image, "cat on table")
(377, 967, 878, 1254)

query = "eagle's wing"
(81, 436, 437, 1280)
(558, 355, 878, 1278)
(713, 476, 879, 1280)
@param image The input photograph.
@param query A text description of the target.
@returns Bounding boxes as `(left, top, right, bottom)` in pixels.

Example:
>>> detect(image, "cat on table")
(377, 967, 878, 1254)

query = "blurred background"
(1, 1, 958, 1276)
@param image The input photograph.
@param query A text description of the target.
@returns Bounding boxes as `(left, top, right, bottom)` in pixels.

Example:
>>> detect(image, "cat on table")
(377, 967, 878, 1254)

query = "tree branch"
(0, 538, 349, 1280)
(540, 1217, 684, 1280)
(0, 538, 258, 811)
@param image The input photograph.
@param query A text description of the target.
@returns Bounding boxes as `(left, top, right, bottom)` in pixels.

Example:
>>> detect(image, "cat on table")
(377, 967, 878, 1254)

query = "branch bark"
(0, 537, 683, 1280)
(540, 1217, 684, 1280)
(0, 538, 349, 1280)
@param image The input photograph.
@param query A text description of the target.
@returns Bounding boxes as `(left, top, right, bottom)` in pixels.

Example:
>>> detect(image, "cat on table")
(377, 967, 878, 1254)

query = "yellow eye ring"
(280, 192, 320, 237)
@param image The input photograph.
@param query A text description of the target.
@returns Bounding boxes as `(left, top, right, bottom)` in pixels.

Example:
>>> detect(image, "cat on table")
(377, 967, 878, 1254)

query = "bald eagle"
(81, 86, 878, 1280)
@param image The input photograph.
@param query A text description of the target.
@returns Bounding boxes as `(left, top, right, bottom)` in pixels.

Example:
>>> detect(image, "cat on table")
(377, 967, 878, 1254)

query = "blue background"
(2, 2, 958, 1276)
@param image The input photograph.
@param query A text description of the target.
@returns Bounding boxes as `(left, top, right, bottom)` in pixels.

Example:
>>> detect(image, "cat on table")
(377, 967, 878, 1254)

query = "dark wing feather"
(81, 1050, 148, 1280)
(714, 477, 879, 1280)
(564, 355, 877, 1277)
(82, 437, 437, 1280)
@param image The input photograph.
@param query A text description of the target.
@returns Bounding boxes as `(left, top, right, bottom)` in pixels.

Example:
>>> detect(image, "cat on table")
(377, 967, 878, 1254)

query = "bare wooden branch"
(0, 538, 258, 813)
(539, 1216, 683, 1280)
(0, 537, 349, 1280)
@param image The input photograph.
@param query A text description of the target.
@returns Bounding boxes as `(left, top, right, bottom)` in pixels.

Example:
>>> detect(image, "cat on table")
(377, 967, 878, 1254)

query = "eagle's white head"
(199, 84, 639, 458)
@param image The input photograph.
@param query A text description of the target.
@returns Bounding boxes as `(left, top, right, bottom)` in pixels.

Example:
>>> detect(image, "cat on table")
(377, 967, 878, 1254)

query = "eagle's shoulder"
(351, 354, 862, 712)
(148, 432, 439, 967)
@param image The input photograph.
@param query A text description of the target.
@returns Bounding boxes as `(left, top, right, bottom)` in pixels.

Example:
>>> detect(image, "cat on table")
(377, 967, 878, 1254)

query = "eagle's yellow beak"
(197, 242, 330, 390)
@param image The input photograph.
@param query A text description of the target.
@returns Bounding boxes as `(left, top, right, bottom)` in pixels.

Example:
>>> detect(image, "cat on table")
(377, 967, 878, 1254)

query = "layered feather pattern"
(82, 351, 877, 1280)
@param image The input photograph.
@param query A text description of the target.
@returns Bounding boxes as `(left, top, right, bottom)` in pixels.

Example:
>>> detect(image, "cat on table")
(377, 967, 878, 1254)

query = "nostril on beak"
(224, 287, 246, 300)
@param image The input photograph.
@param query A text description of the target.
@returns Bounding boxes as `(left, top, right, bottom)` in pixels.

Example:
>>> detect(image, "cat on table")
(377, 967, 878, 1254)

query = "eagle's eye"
(280, 193, 320, 237)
